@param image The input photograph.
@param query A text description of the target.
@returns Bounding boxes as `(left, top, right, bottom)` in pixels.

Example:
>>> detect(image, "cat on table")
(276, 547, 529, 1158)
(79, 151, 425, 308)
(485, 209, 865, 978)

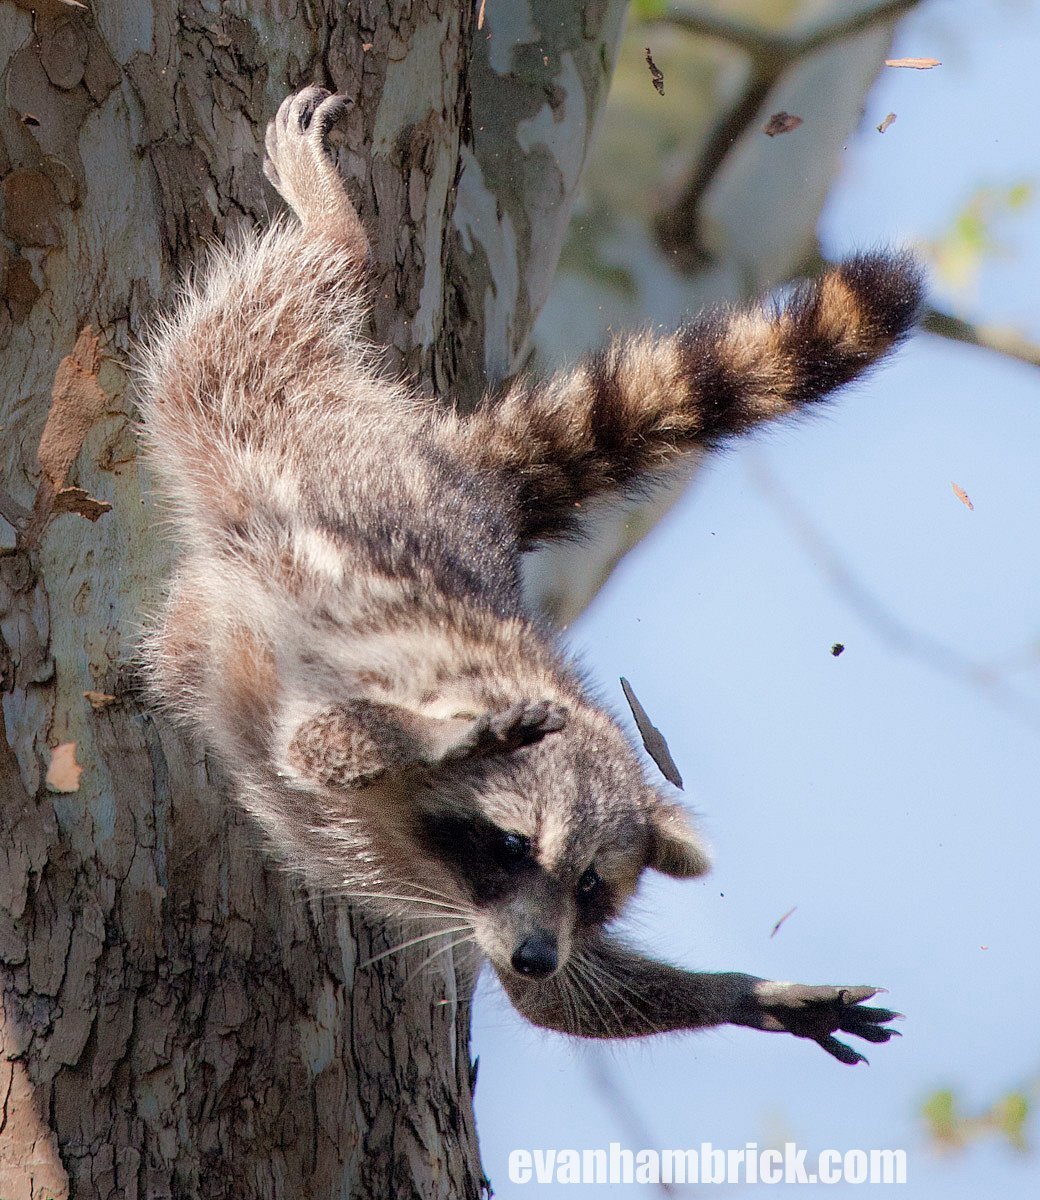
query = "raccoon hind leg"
(263, 87, 370, 263)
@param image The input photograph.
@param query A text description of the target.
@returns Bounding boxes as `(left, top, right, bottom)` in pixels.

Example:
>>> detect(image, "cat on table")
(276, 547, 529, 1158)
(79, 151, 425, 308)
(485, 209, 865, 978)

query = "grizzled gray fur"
(138, 88, 920, 1063)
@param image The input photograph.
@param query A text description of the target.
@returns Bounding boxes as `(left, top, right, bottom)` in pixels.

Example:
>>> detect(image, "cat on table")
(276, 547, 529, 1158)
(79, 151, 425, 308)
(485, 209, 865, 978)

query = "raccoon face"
(413, 718, 710, 983)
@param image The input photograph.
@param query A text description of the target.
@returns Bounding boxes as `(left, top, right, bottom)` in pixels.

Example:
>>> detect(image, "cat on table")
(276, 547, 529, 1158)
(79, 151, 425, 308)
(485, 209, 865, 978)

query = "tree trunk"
(0, 2, 625, 1196)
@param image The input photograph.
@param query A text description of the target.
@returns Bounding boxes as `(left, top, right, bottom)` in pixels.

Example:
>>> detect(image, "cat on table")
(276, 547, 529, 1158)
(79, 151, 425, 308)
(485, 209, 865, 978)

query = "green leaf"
(922, 1088, 959, 1145)
(993, 1091, 1031, 1151)
(632, 0, 669, 21)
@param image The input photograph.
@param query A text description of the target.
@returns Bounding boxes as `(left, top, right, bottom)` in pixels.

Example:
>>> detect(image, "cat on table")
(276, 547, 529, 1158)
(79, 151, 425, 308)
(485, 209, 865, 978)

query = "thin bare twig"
(923, 308, 1040, 371)
(652, 0, 924, 263)
(654, 0, 920, 68)
(746, 453, 1040, 738)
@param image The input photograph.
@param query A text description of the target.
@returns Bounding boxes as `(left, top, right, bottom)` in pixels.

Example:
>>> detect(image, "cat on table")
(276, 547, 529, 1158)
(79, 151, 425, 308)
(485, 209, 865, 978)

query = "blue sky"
(471, 2, 1040, 1196)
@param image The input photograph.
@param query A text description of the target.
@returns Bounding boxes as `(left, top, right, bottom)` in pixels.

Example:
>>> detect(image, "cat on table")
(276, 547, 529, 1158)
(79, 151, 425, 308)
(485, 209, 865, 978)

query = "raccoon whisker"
(319, 888, 467, 920)
(574, 952, 645, 1028)
(358, 923, 473, 968)
(383, 878, 463, 907)
(347, 890, 469, 915)
(568, 956, 625, 1038)
(558, 959, 605, 1037)
(576, 951, 661, 1037)
(381, 878, 467, 902)
(288, 879, 452, 913)
(557, 969, 586, 1037)
(569, 962, 619, 1039)
(410, 931, 476, 980)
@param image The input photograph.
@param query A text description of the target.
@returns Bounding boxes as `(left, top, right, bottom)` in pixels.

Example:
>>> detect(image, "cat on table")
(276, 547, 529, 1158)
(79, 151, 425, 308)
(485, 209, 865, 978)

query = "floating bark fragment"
(877, 112, 897, 134)
(764, 112, 802, 137)
(46, 742, 83, 792)
(84, 690, 117, 710)
(885, 57, 941, 69)
(951, 482, 974, 511)
(620, 677, 683, 789)
(645, 48, 665, 96)
(770, 906, 798, 938)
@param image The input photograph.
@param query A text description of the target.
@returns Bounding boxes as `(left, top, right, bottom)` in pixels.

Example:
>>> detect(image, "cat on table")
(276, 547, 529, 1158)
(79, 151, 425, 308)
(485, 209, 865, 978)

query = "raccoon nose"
(511, 932, 558, 979)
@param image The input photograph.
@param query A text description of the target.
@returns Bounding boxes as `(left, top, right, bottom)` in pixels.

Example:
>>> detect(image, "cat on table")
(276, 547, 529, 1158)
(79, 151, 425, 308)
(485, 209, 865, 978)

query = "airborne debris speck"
(885, 57, 941, 69)
(764, 112, 803, 137)
(645, 48, 665, 96)
(771, 906, 798, 938)
(951, 482, 974, 511)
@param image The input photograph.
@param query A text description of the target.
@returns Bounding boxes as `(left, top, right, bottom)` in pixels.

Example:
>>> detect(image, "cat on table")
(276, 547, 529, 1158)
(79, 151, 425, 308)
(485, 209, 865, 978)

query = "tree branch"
(652, 0, 924, 263)
(654, 0, 921, 69)
(747, 453, 1040, 738)
(922, 307, 1040, 371)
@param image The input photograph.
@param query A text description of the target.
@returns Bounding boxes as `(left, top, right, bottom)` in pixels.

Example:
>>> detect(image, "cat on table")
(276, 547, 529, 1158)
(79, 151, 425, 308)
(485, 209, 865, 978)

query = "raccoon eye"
(501, 831, 530, 861)
(576, 865, 601, 898)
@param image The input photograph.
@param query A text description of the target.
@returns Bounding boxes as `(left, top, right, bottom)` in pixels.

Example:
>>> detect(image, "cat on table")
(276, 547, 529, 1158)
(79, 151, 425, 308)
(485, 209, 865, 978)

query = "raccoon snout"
(511, 931, 558, 979)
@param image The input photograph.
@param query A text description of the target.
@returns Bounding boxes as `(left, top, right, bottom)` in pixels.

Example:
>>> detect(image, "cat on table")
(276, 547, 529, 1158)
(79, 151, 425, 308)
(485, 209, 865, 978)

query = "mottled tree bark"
(0, 2, 626, 1197)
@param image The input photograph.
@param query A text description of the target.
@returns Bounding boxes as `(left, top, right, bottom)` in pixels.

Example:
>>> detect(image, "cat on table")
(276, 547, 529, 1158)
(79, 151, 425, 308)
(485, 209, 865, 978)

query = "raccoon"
(138, 87, 920, 1063)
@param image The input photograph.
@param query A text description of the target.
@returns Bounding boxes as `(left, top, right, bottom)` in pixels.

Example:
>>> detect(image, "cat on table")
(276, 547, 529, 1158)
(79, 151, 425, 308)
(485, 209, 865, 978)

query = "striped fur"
(469, 253, 922, 543)
(136, 88, 914, 1062)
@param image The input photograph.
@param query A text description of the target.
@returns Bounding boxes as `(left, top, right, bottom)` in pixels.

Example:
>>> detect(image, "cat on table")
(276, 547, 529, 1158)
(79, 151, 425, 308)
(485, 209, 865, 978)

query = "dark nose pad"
(511, 932, 558, 979)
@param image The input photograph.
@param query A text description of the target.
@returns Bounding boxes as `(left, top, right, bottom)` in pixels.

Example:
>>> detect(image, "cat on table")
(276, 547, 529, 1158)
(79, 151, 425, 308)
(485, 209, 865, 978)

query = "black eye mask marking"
(417, 812, 534, 904)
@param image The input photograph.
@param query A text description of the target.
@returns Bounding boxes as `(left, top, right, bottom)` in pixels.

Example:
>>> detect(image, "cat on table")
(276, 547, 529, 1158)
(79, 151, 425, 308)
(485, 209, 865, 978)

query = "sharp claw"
(853, 1006, 901, 1024)
(820, 1034, 869, 1065)
(847, 1024, 899, 1044)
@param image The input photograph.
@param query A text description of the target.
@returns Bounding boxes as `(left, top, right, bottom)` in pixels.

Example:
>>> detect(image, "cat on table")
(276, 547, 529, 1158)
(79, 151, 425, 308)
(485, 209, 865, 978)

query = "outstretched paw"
(750, 982, 902, 1065)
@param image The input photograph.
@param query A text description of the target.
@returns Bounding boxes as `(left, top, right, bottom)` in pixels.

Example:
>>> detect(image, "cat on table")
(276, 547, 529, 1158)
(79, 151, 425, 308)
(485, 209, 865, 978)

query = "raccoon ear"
(646, 801, 711, 878)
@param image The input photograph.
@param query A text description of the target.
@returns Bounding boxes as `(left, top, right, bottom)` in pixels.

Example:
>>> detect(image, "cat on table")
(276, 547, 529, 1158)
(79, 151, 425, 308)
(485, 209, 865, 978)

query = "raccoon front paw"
(745, 981, 902, 1065)
(442, 701, 568, 763)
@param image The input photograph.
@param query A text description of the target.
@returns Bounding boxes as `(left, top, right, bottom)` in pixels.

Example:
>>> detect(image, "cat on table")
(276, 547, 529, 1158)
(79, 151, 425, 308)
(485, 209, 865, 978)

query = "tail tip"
(835, 250, 926, 343)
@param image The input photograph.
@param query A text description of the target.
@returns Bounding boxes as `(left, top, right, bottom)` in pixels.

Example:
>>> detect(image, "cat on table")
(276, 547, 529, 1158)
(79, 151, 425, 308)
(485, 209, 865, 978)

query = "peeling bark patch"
(0, 1059, 70, 1200)
(51, 487, 112, 522)
(0, 169, 64, 248)
(83, 690, 117, 710)
(40, 17, 89, 91)
(3, 256, 41, 322)
(39, 328, 108, 487)
(46, 742, 83, 792)
(23, 328, 111, 547)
